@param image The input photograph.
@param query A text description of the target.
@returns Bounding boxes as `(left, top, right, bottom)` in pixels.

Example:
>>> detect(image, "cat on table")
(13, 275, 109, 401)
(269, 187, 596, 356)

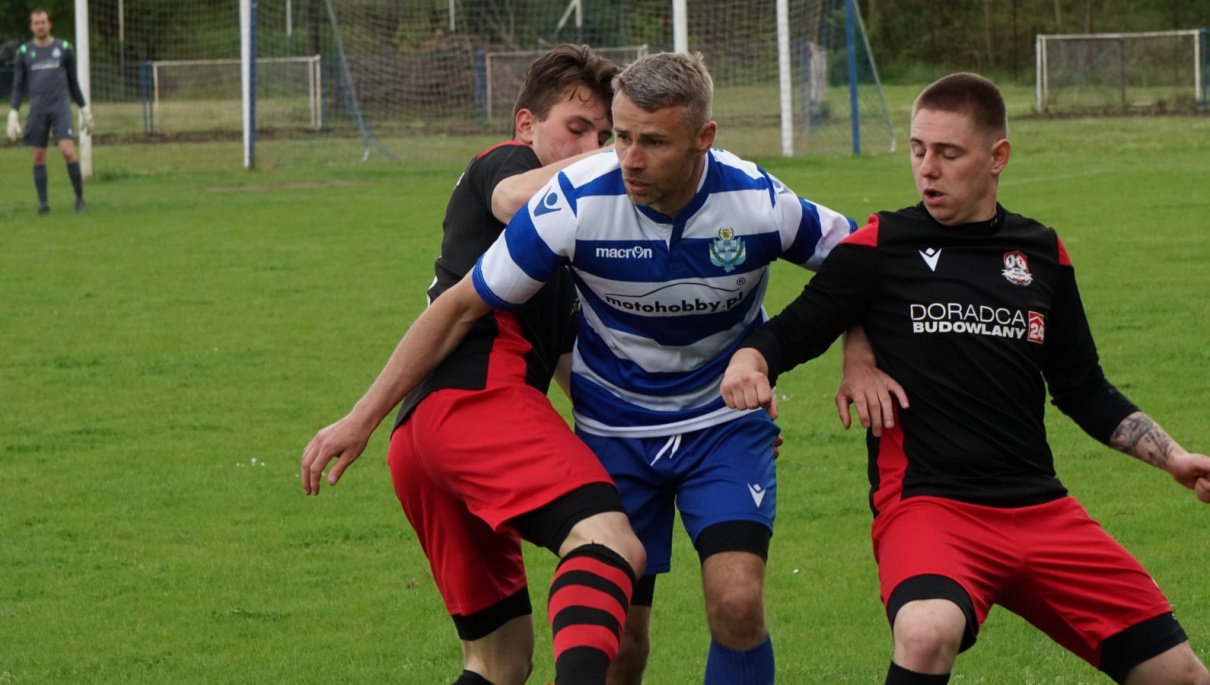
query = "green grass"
(1, 109, 1209, 684)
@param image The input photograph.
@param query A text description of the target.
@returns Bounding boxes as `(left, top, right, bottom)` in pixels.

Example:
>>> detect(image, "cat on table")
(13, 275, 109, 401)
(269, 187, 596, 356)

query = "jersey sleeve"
(472, 171, 577, 310)
(745, 239, 876, 382)
(62, 42, 86, 107)
(768, 170, 858, 270)
(1041, 248, 1139, 444)
(469, 143, 541, 206)
(10, 46, 27, 111)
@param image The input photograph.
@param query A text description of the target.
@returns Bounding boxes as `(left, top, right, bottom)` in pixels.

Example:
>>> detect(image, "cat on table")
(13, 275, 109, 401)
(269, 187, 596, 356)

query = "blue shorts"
(577, 411, 779, 574)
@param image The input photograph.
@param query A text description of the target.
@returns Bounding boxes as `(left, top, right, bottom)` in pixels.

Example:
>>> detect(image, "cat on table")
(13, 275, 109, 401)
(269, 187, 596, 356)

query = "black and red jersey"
(745, 203, 1138, 513)
(394, 142, 578, 429)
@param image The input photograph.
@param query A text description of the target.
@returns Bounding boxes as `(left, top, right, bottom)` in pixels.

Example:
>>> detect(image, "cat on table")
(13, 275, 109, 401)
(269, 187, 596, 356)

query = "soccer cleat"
(75, 197, 86, 214)
(35, 203, 50, 215)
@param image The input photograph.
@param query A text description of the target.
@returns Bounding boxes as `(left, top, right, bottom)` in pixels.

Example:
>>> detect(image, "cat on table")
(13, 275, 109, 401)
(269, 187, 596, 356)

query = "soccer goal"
(141, 55, 322, 136)
(480, 45, 650, 122)
(1036, 29, 1209, 114)
(79, 0, 893, 169)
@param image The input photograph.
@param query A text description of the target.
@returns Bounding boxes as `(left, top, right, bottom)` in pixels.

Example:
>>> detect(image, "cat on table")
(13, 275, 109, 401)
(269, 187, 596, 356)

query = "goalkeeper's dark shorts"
(24, 105, 75, 148)
(387, 384, 617, 621)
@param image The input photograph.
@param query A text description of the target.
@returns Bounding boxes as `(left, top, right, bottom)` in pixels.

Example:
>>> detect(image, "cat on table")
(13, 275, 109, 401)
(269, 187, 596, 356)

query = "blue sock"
(704, 635, 773, 685)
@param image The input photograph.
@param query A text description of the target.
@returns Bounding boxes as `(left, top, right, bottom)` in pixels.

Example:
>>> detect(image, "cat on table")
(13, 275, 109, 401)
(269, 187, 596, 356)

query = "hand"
(1165, 451, 1210, 504)
(835, 362, 908, 437)
(6, 110, 20, 143)
(79, 107, 94, 135)
(720, 348, 773, 411)
(767, 395, 783, 459)
(300, 414, 376, 495)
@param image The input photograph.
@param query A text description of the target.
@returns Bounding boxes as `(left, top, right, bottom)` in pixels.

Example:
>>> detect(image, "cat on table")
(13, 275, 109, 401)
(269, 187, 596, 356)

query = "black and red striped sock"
(548, 543, 636, 685)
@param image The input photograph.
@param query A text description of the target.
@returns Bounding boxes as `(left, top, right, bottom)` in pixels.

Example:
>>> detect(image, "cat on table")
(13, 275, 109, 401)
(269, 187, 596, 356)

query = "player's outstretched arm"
(490, 146, 611, 223)
(721, 348, 774, 411)
(300, 275, 491, 494)
(1109, 411, 1210, 503)
(835, 325, 908, 437)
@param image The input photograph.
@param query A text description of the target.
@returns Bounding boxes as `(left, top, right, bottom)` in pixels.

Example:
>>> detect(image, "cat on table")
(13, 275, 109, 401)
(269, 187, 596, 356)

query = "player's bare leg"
(1123, 642, 1210, 685)
(606, 604, 650, 685)
(459, 614, 535, 685)
(885, 599, 963, 683)
(701, 551, 773, 683)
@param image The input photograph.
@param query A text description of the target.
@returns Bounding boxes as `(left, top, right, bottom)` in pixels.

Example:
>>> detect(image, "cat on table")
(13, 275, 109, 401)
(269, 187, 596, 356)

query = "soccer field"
(1, 112, 1208, 684)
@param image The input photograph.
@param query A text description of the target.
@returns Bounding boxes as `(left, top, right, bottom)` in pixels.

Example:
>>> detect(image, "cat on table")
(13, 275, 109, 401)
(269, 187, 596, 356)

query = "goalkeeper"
(7, 9, 93, 215)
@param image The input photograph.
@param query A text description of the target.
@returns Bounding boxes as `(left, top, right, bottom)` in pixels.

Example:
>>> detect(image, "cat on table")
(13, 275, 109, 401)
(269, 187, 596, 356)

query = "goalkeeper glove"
(79, 106, 94, 135)
(6, 110, 20, 143)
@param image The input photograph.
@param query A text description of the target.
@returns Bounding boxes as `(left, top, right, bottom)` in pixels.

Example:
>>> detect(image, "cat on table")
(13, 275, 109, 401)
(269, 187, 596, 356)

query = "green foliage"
(862, 0, 1210, 84)
(1, 106, 1209, 683)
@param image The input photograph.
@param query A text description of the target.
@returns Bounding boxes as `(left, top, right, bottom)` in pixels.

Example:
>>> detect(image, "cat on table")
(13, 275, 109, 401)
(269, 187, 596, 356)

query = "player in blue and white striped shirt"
(303, 51, 888, 683)
(347, 52, 888, 684)
(471, 51, 869, 685)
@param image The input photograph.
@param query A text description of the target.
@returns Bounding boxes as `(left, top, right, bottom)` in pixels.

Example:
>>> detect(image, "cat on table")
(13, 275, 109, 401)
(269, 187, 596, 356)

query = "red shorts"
(388, 384, 614, 617)
(872, 496, 1174, 667)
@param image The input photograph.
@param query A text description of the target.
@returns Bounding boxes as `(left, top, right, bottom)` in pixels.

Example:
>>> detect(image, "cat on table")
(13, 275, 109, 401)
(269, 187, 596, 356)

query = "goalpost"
(79, 0, 893, 169)
(1036, 29, 1209, 114)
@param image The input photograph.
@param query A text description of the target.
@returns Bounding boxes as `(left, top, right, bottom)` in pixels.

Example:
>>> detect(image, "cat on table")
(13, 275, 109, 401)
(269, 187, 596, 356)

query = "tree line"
(3, 0, 1209, 84)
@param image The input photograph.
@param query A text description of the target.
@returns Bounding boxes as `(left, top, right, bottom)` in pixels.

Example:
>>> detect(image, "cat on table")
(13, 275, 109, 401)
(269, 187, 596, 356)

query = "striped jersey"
(473, 148, 857, 438)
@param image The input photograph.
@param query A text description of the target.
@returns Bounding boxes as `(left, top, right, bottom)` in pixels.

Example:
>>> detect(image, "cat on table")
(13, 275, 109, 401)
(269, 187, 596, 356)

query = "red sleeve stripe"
(475, 139, 527, 160)
(841, 213, 880, 247)
(1056, 236, 1072, 267)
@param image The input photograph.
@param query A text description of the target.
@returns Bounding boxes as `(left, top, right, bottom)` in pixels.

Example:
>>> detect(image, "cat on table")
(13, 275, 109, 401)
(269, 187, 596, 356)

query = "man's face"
(909, 107, 1008, 226)
(523, 85, 612, 167)
(613, 91, 714, 218)
(30, 12, 52, 41)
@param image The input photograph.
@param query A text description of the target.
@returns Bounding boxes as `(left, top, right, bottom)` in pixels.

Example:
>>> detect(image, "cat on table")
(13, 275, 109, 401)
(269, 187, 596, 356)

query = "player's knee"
(564, 513, 646, 578)
(704, 578, 765, 645)
(892, 608, 963, 669)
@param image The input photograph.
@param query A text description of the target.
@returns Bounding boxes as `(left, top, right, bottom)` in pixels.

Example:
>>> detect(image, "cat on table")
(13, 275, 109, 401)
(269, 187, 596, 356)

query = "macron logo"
(919, 247, 942, 272)
(534, 191, 562, 217)
(748, 483, 767, 507)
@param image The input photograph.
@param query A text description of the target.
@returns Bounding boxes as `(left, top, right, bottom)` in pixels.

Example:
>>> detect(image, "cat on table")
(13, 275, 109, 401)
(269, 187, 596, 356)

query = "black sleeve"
(1042, 264, 1139, 444)
(63, 44, 86, 107)
(10, 50, 26, 111)
(745, 242, 875, 383)
(470, 144, 541, 215)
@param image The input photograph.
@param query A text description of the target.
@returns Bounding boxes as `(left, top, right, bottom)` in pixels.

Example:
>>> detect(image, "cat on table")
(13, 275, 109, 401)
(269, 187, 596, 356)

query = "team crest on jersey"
(709, 227, 746, 273)
(52, 47, 62, 59)
(1001, 250, 1033, 286)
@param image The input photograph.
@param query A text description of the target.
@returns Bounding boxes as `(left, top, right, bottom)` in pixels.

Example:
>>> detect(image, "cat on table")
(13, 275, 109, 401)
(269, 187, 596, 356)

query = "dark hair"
(30, 8, 50, 19)
(912, 72, 1008, 139)
(613, 51, 713, 133)
(513, 44, 619, 122)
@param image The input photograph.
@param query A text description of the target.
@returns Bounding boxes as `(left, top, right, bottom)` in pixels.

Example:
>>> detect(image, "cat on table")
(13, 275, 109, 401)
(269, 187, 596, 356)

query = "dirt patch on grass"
(205, 180, 359, 193)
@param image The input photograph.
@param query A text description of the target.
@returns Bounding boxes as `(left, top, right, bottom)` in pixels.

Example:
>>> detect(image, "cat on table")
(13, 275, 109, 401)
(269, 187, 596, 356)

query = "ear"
(696, 120, 717, 154)
(991, 137, 1011, 175)
(515, 108, 536, 145)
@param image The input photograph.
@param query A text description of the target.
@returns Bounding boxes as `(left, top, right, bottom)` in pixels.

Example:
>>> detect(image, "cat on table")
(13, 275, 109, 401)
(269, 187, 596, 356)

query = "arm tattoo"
(1109, 412, 1175, 468)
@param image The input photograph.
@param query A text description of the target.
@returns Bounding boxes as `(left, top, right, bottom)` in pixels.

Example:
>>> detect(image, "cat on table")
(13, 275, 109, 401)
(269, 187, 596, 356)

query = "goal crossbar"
(1036, 29, 1208, 112)
(146, 55, 323, 131)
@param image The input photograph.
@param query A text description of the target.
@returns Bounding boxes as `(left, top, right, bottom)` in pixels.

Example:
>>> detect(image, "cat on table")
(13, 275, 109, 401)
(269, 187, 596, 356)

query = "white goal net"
(145, 56, 322, 136)
(1036, 29, 1209, 114)
(82, 0, 893, 168)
